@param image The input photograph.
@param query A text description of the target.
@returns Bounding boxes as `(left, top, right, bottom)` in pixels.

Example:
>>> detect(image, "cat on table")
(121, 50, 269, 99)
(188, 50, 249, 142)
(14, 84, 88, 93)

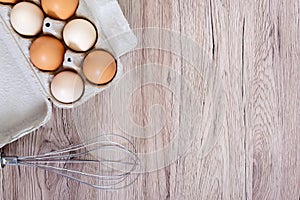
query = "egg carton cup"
(0, 0, 137, 147)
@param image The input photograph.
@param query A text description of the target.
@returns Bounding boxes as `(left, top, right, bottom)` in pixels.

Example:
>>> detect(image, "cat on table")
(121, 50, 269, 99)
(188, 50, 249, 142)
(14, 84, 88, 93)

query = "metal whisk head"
(0, 134, 140, 189)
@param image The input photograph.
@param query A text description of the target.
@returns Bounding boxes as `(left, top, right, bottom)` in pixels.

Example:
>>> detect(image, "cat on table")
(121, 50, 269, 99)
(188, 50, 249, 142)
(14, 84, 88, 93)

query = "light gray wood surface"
(1, 0, 299, 199)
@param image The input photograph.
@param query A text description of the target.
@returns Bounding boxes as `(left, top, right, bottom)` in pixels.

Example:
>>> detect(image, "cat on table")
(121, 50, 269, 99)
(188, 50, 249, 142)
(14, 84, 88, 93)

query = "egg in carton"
(0, 0, 136, 146)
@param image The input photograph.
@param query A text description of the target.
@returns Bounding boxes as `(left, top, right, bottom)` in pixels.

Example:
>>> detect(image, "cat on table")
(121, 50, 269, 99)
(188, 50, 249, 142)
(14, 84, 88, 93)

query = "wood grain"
(0, 0, 299, 199)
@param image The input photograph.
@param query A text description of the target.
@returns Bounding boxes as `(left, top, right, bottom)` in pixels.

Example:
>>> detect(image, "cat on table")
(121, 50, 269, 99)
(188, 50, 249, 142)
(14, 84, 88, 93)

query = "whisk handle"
(0, 153, 18, 168)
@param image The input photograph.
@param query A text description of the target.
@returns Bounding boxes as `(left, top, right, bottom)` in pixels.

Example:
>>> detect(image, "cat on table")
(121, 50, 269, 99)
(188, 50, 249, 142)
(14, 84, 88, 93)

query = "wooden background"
(1, 0, 300, 199)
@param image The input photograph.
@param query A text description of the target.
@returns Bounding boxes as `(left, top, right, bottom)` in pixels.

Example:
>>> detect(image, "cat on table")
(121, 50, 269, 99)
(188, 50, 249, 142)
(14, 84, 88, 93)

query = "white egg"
(63, 18, 97, 52)
(50, 71, 84, 104)
(10, 2, 44, 36)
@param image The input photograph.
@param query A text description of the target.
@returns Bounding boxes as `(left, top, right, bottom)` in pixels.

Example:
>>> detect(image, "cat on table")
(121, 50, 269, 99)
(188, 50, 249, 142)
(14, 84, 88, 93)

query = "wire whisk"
(0, 134, 140, 189)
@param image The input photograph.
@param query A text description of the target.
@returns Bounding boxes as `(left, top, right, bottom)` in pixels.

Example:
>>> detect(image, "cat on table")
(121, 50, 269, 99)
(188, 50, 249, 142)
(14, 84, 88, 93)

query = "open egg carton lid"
(0, 0, 137, 147)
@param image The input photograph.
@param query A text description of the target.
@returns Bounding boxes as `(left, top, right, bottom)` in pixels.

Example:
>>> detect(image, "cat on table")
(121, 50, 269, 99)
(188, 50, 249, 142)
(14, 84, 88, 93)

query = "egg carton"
(0, 0, 137, 108)
(0, 0, 137, 147)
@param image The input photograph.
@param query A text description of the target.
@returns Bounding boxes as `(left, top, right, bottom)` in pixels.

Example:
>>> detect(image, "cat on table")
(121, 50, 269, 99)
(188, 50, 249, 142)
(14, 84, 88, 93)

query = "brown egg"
(30, 36, 65, 71)
(83, 50, 117, 85)
(41, 0, 79, 20)
(0, 0, 19, 4)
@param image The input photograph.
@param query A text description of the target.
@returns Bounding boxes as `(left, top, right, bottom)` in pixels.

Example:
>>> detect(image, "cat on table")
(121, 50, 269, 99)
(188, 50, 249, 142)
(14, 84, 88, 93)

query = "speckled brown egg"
(30, 35, 65, 71)
(83, 50, 117, 85)
(41, 0, 79, 20)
